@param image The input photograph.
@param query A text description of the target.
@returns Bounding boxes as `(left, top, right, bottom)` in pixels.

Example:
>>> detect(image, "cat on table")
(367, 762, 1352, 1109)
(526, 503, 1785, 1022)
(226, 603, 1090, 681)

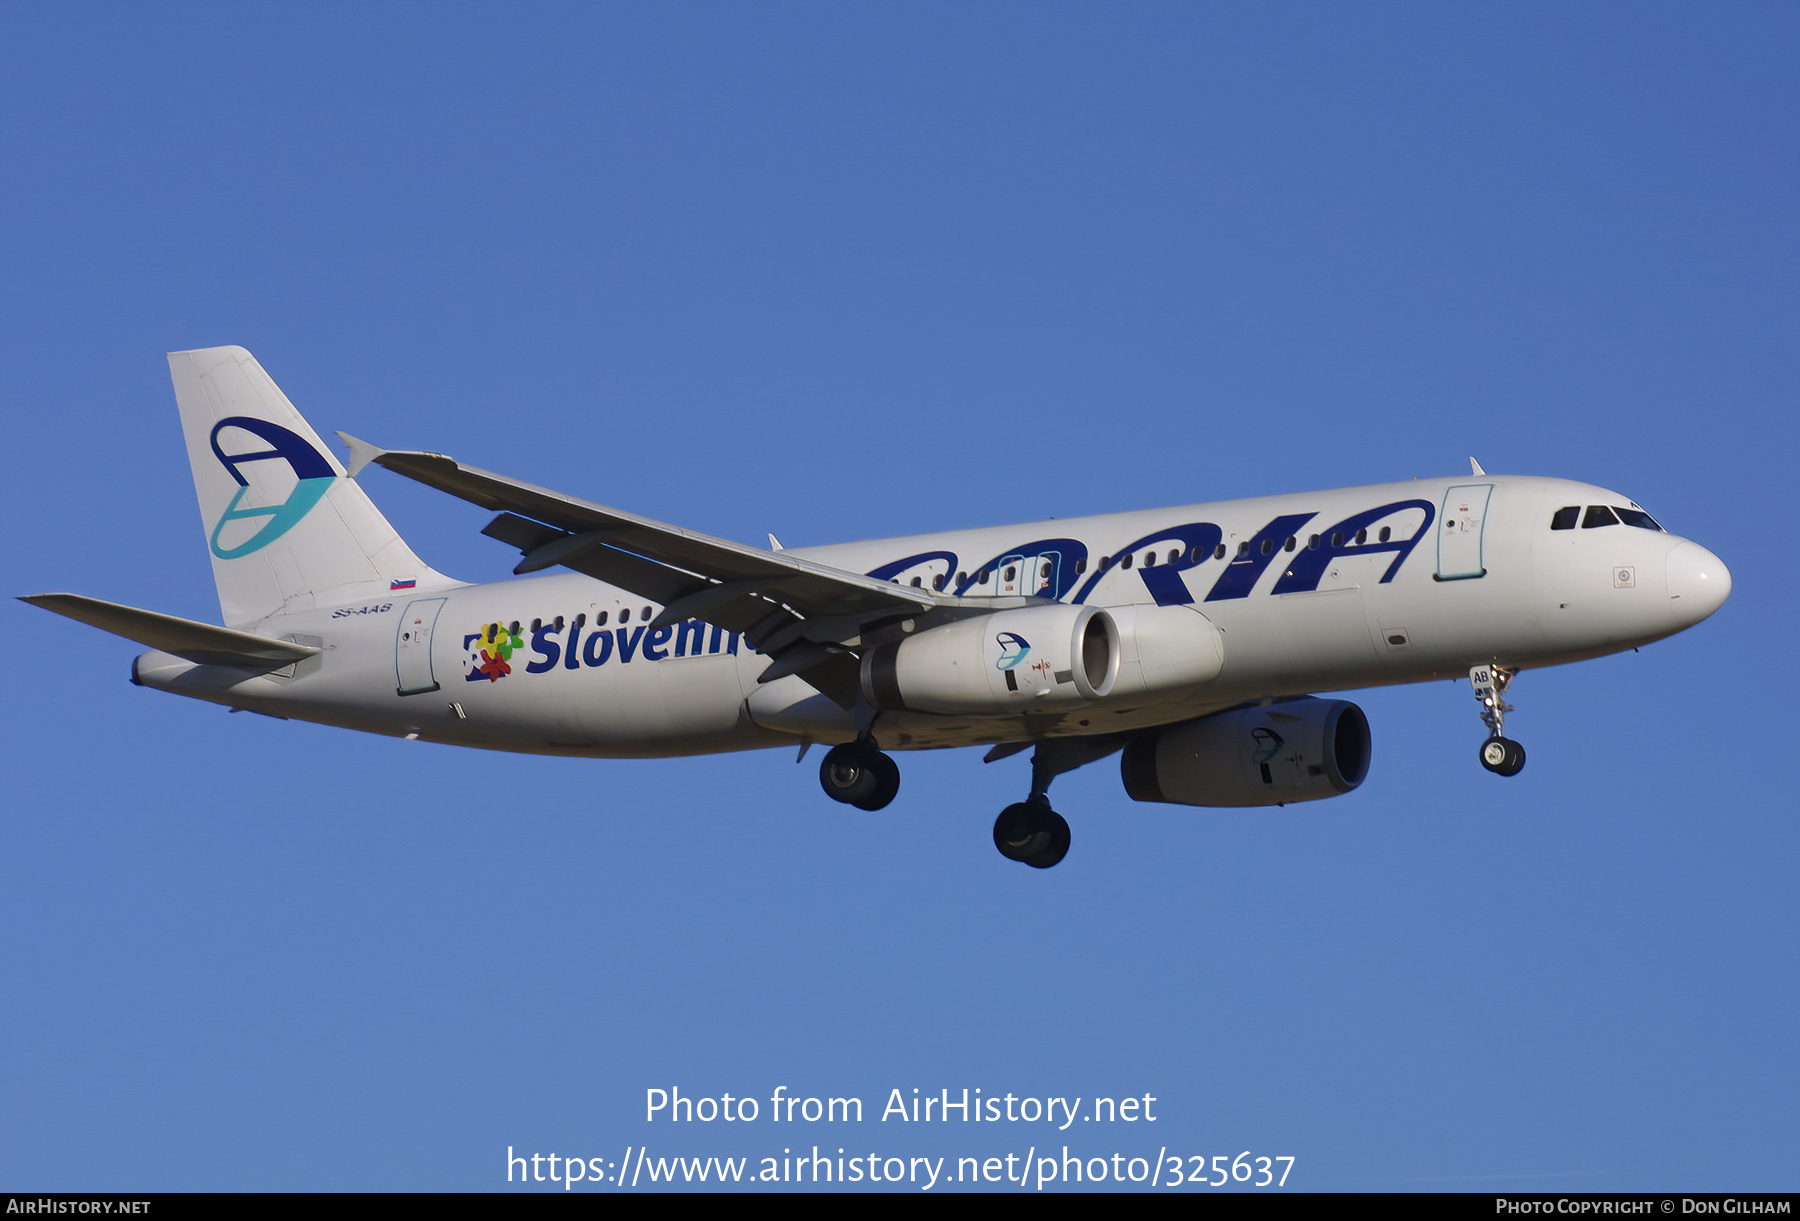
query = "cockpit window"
(1614, 506, 1663, 531)
(1582, 505, 1620, 528)
(1550, 506, 1579, 530)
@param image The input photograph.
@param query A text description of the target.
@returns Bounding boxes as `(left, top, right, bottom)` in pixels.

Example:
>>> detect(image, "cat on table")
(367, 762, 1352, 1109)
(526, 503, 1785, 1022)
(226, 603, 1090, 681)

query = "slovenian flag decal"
(390, 578, 416, 590)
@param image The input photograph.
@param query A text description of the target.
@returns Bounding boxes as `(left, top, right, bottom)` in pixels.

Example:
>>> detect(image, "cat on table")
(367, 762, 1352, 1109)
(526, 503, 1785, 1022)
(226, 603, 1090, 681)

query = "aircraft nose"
(1665, 541, 1731, 627)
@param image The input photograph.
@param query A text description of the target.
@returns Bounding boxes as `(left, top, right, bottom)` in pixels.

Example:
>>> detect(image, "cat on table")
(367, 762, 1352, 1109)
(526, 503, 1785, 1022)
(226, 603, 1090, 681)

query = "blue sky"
(2, 2, 1793, 1192)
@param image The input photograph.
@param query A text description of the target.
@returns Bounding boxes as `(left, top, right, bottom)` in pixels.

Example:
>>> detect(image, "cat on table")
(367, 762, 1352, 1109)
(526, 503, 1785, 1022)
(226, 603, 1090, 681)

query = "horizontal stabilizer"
(19, 594, 322, 669)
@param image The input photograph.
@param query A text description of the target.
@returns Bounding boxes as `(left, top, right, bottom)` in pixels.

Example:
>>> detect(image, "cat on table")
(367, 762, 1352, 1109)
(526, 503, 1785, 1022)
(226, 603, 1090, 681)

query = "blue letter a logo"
(207, 416, 336, 559)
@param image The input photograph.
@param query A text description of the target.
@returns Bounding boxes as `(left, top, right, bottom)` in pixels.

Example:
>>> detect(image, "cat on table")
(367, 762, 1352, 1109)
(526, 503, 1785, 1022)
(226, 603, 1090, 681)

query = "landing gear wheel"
(1479, 737, 1526, 777)
(857, 751, 901, 811)
(819, 742, 900, 810)
(992, 799, 1071, 869)
(1469, 665, 1526, 776)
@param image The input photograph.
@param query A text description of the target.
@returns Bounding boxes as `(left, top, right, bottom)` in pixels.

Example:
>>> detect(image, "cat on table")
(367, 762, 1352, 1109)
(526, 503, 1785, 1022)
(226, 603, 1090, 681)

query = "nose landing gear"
(1470, 664, 1526, 776)
(819, 739, 900, 810)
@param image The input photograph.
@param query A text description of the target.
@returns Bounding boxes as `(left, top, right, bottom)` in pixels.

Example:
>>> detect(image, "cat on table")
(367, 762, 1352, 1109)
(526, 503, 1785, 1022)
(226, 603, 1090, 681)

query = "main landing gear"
(1470, 664, 1526, 777)
(818, 738, 900, 811)
(993, 798, 1071, 870)
(988, 736, 1124, 869)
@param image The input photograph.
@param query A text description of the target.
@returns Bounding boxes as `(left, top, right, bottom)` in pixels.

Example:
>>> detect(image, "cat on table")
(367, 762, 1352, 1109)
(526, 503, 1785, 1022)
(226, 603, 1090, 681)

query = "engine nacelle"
(1105, 603, 1225, 699)
(861, 604, 1119, 714)
(1121, 697, 1371, 807)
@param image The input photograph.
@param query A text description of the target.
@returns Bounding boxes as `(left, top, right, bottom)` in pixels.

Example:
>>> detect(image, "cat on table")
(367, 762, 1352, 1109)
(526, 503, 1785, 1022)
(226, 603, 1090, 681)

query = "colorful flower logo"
(469, 622, 522, 683)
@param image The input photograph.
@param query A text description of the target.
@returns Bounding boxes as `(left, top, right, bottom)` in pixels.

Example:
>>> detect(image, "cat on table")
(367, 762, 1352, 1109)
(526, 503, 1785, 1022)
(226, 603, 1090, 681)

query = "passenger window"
(1190, 545, 1205, 562)
(931, 574, 945, 591)
(596, 611, 608, 626)
(1142, 552, 1155, 568)
(618, 609, 630, 623)
(1074, 558, 1087, 573)
(1042, 561, 1052, 578)
(1550, 506, 1580, 530)
(1236, 542, 1249, 557)
(979, 569, 991, 583)
(957, 571, 968, 585)
(910, 576, 922, 587)
(1330, 533, 1343, 548)
(1120, 553, 1133, 569)
(1214, 544, 1226, 560)
(1003, 566, 1016, 582)
(1355, 529, 1367, 545)
(1378, 526, 1391, 543)
(1583, 505, 1619, 528)
(1307, 534, 1319, 550)
(1615, 507, 1663, 531)
(1259, 539, 1272, 555)
(1283, 536, 1296, 552)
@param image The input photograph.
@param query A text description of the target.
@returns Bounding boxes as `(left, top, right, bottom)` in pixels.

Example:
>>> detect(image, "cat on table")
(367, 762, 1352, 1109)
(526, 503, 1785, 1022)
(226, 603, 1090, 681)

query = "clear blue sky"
(2, 2, 1793, 1192)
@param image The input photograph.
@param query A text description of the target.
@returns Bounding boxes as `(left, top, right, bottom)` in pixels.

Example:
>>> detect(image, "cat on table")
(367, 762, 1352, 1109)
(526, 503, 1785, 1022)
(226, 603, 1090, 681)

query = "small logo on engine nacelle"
(995, 632, 1031, 671)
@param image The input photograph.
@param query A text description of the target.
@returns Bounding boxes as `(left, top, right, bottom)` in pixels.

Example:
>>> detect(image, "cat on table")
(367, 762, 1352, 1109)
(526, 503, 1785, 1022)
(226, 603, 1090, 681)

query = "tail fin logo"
(207, 416, 336, 559)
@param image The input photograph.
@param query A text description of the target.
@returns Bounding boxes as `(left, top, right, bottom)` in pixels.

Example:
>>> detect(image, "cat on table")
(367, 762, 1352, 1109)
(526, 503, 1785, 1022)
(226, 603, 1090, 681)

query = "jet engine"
(1104, 603, 1225, 698)
(1121, 697, 1371, 807)
(861, 604, 1118, 714)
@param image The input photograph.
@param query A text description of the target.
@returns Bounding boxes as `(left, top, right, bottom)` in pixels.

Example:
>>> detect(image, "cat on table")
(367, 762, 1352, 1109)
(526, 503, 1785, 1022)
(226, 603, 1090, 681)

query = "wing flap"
(20, 594, 322, 669)
(553, 539, 713, 609)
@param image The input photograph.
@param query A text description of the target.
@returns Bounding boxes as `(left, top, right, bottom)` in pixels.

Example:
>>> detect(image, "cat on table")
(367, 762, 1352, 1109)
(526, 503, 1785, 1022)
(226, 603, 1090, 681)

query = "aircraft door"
(997, 551, 1061, 598)
(395, 597, 446, 695)
(1437, 484, 1493, 581)
(997, 553, 1026, 597)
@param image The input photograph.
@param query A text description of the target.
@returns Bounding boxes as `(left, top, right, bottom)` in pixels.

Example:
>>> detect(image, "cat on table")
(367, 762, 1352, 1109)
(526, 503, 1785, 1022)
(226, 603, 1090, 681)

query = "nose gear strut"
(1470, 664, 1526, 776)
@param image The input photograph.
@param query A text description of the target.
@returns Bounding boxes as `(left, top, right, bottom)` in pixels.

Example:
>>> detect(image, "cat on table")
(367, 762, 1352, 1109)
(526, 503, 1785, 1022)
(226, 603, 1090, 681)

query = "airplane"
(21, 346, 1732, 869)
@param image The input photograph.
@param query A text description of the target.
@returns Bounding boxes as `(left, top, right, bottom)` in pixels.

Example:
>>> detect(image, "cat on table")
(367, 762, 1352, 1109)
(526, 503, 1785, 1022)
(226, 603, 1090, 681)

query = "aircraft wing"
(341, 437, 936, 702)
(20, 594, 322, 670)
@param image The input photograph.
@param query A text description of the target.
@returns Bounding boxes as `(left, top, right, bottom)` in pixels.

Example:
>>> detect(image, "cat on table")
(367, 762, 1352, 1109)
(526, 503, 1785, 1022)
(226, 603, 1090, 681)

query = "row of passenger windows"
(899, 505, 1661, 590)
(895, 527, 1405, 589)
(514, 605, 657, 636)
(1549, 505, 1663, 532)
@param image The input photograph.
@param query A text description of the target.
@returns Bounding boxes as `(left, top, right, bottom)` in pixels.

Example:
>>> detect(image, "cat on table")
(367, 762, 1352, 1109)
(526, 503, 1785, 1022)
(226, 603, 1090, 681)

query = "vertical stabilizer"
(168, 346, 453, 627)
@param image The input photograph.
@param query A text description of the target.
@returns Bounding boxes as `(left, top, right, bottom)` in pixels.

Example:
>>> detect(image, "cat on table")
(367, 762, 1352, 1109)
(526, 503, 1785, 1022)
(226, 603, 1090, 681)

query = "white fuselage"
(131, 474, 1730, 757)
